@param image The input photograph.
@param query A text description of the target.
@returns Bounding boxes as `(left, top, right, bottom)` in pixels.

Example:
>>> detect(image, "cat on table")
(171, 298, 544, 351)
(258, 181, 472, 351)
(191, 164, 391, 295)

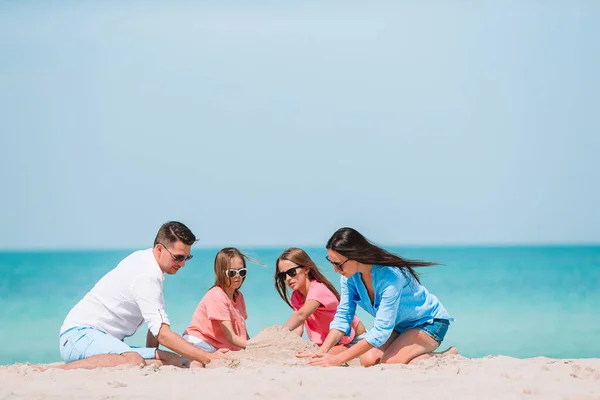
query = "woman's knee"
(360, 348, 382, 367)
(381, 354, 410, 364)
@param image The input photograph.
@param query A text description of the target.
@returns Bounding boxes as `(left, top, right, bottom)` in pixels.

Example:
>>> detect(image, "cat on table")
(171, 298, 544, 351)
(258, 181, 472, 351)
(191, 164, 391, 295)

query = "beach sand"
(2, 326, 599, 400)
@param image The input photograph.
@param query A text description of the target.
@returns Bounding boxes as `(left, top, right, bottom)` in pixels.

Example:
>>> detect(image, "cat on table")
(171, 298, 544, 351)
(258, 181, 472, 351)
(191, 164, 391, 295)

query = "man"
(57, 221, 226, 369)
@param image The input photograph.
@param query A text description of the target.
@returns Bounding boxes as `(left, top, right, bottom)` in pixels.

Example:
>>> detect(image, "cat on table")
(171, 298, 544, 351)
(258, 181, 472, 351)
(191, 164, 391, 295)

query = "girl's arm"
(318, 329, 345, 353)
(219, 320, 247, 349)
(283, 300, 321, 331)
(291, 324, 304, 336)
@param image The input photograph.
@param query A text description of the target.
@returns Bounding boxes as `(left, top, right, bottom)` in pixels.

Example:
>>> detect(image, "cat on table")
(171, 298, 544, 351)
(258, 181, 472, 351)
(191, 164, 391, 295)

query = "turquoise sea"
(1, 246, 599, 364)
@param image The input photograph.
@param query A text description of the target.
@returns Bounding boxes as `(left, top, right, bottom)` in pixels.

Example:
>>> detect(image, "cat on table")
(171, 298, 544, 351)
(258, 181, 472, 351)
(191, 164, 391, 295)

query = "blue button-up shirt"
(330, 265, 452, 348)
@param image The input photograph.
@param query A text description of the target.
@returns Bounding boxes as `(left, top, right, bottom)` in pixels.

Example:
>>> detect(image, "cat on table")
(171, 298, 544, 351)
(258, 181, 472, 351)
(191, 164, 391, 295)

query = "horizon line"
(1, 241, 599, 252)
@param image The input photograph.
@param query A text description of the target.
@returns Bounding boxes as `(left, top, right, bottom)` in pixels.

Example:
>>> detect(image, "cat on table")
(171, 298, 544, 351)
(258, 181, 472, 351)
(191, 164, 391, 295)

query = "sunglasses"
(326, 256, 349, 271)
(226, 268, 248, 278)
(277, 265, 304, 280)
(159, 243, 193, 262)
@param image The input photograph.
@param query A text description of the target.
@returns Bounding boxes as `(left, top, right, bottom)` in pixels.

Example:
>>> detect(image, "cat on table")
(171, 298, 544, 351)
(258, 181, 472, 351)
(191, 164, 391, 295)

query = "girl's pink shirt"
(183, 286, 248, 350)
(291, 281, 360, 345)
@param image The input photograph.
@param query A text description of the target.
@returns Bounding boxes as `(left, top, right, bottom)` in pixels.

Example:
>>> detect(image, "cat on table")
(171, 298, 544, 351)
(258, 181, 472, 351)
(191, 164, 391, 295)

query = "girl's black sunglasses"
(277, 265, 304, 280)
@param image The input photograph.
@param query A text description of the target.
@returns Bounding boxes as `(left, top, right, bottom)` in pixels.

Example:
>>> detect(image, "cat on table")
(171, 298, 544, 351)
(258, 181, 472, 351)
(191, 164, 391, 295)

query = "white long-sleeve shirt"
(60, 248, 170, 340)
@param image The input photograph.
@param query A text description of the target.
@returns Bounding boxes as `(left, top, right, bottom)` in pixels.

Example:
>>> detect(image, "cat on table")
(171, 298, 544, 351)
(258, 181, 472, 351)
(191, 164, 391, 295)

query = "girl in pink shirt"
(183, 248, 250, 366)
(275, 248, 366, 355)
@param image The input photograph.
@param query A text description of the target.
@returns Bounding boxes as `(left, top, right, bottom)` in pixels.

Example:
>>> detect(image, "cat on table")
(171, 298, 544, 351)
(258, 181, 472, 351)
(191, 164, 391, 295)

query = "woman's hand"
(307, 353, 345, 367)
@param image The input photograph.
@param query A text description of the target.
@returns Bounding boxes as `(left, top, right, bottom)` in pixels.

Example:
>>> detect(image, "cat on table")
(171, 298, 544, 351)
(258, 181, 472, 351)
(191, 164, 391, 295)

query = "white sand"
(2, 326, 599, 400)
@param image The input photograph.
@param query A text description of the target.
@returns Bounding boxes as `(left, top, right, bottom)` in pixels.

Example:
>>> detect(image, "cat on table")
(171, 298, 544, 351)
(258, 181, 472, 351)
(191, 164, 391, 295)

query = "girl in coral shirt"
(183, 248, 250, 366)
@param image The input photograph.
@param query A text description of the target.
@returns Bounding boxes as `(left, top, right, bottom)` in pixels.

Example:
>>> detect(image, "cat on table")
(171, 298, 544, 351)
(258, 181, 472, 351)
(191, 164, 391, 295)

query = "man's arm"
(156, 324, 226, 364)
(146, 329, 159, 348)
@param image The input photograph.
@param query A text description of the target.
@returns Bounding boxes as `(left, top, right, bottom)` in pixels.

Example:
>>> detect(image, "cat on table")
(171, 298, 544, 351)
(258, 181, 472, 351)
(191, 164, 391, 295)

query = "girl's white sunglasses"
(225, 268, 248, 278)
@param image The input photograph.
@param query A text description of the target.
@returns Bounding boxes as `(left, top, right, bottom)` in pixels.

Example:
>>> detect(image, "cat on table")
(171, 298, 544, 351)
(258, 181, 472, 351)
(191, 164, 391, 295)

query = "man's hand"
(208, 348, 232, 361)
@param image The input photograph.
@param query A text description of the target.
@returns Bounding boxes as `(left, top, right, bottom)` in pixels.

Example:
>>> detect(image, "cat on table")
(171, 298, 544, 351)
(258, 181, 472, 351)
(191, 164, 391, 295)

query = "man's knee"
(156, 349, 182, 367)
(121, 352, 146, 366)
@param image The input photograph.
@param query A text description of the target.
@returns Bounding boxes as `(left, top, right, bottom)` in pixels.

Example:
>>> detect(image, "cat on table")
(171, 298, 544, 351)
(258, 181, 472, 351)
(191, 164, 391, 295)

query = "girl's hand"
(296, 350, 323, 358)
(308, 353, 344, 367)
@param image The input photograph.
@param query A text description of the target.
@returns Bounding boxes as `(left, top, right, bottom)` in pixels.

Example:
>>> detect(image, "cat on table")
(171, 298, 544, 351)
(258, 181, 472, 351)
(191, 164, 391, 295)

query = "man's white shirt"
(61, 248, 170, 340)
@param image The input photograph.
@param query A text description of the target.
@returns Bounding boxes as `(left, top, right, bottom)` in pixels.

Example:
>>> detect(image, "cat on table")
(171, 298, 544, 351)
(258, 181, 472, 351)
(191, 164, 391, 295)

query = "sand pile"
(208, 326, 319, 368)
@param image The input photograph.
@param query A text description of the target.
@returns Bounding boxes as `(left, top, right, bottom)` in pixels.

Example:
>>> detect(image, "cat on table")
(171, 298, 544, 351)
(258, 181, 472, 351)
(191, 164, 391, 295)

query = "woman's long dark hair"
(326, 227, 437, 284)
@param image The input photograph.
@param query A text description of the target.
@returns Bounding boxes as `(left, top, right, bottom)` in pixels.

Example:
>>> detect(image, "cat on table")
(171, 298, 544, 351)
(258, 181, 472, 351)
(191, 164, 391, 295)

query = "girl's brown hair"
(212, 247, 247, 300)
(275, 247, 340, 308)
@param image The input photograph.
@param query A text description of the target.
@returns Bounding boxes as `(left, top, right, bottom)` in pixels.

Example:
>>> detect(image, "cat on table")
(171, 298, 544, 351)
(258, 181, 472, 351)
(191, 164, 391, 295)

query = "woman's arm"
(328, 277, 357, 339)
(219, 320, 247, 349)
(283, 300, 321, 331)
(310, 339, 373, 366)
(310, 283, 403, 366)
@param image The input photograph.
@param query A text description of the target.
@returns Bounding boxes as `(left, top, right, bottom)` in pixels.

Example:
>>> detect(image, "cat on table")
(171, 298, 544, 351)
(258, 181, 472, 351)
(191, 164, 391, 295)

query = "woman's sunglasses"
(277, 265, 304, 280)
(159, 243, 193, 262)
(326, 256, 349, 271)
(225, 268, 248, 278)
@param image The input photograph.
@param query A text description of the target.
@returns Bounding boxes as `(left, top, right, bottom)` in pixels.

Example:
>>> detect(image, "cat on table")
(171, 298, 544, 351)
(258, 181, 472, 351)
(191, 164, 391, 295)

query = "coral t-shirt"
(183, 286, 248, 351)
(291, 281, 359, 346)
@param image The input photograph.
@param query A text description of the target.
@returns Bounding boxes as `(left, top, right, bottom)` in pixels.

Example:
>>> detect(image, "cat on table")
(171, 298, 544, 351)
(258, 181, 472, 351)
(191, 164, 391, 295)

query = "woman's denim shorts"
(396, 319, 450, 345)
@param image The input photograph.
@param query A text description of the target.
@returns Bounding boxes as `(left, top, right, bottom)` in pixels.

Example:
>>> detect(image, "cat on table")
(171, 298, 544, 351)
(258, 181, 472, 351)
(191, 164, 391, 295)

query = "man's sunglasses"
(277, 265, 304, 280)
(226, 268, 248, 278)
(159, 243, 193, 262)
(326, 256, 349, 271)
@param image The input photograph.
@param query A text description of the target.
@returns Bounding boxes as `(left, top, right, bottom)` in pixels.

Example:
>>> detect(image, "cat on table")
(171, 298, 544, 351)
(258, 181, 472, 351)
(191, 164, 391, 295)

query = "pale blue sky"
(1, 1, 599, 249)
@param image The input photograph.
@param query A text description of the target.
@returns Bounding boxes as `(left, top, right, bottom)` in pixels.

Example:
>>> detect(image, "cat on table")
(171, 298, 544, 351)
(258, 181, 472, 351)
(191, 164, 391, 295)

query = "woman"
(307, 228, 457, 367)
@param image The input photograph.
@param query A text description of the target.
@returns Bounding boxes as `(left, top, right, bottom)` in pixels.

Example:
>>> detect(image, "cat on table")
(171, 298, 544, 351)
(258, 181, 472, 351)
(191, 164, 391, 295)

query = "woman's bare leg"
(380, 329, 440, 365)
(409, 346, 459, 364)
(359, 331, 400, 367)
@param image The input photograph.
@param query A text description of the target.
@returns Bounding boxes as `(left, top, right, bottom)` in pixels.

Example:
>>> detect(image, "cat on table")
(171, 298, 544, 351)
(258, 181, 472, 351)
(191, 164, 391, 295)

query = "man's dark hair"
(154, 221, 197, 247)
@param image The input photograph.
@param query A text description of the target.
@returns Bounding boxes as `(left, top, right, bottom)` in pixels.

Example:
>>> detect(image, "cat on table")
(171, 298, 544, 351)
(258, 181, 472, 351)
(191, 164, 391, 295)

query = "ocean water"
(1, 246, 599, 364)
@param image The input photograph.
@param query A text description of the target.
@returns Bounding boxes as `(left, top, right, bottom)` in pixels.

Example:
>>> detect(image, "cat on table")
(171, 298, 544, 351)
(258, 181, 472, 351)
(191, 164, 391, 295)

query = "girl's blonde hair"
(274, 248, 340, 308)
(212, 247, 247, 300)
